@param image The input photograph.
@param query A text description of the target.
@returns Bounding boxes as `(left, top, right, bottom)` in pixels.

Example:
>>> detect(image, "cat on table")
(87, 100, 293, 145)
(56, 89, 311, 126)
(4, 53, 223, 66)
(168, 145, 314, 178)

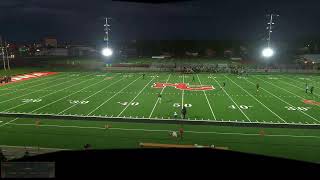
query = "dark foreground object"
(4, 149, 320, 178)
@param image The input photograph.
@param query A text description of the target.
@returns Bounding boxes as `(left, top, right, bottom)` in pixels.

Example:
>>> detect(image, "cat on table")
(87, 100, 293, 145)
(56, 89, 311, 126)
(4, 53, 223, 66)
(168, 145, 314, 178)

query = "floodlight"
(102, 47, 113, 57)
(262, 47, 274, 58)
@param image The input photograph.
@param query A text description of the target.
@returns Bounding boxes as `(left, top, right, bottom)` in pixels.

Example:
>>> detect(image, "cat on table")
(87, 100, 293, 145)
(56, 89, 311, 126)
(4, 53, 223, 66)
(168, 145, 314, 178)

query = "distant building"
(68, 45, 97, 57)
(43, 37, 58, 48)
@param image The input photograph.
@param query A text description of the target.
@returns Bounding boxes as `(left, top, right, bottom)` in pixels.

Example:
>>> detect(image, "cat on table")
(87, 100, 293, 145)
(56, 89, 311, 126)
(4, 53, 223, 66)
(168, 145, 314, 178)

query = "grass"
(0, 70, 320, 163)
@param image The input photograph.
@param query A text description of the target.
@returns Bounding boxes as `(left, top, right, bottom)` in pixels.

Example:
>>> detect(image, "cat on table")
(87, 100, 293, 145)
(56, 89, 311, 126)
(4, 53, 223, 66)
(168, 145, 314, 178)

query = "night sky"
(1, 0, 320, 43)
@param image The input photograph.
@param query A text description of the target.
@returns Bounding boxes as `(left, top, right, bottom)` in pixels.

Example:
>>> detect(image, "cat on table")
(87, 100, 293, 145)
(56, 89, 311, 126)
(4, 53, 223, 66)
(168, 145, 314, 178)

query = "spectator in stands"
(0, 148, 7, 161)
(23, 150, 30, 158)
(84, 144, 91, 150)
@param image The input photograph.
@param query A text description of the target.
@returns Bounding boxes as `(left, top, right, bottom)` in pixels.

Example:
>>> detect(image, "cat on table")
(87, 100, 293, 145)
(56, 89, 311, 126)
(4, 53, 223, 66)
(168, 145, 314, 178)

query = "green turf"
(0, 71, 320, 163)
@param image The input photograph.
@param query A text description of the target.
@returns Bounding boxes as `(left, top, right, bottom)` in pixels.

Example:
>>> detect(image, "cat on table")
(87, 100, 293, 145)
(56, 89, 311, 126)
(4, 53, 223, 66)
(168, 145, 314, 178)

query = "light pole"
(0, 36, 6, 71)
(262, 14, 279, 58)
(102, 17, 113, 57)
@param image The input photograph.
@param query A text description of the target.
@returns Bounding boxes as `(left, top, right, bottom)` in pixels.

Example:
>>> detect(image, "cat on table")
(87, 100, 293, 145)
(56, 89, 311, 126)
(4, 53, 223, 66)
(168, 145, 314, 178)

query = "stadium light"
(262, 47, 274, 58)
(102, 47, 113, 57)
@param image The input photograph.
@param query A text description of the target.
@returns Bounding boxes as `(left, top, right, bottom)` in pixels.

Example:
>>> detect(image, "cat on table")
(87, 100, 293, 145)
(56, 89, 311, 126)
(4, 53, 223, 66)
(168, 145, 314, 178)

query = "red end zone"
(0, 72, 58, 86)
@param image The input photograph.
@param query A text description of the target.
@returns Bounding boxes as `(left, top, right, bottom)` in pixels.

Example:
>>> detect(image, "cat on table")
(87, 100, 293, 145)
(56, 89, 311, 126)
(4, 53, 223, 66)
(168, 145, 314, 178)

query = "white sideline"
(7, 122, 320, 139)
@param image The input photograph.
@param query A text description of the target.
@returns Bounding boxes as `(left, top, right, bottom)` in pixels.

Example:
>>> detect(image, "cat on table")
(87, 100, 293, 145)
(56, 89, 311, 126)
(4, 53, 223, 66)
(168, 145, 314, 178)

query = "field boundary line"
(197, 74, 216, 120)
(212, 76, 251, 122)
(2, 74, 96, 112)
(148, 74, 171, 118)
(58, 77, 125, 115)
(1, 112, 319, 128)
(117, 77, 156, 117)
(87, 76, 142, 116)
(0, 144, 71, 151)
(254, 76, 320, 123)
(7, 122, 320, 139)
(225, 75, 286, 122)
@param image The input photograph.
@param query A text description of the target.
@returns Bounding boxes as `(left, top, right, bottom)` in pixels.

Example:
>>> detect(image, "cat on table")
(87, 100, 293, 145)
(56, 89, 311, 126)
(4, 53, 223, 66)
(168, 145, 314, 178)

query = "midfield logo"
(152, 83, 214, 91)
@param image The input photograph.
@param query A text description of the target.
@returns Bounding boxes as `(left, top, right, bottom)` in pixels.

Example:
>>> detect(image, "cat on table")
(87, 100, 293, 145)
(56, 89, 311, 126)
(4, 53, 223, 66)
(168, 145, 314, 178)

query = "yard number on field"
(229, 105, 252, 110)
(22, 99, 42, 103)
(285, 106, 311, 111)
(173, 103, 192, 108)
(118, 102, 139, 106)
(69, 100, 89, 105)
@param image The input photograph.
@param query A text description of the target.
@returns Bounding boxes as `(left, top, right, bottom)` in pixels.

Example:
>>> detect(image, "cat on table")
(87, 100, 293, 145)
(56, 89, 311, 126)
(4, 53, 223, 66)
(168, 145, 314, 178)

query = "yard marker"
(213, 77, 251, 122)
(196, 75, 216, 120)
(148, 74, 171, 118)
(226, 76, 285, 123)
(89, 76, 142, 116)
(118, 77, 155, 117)
(253, 77, 320, 123)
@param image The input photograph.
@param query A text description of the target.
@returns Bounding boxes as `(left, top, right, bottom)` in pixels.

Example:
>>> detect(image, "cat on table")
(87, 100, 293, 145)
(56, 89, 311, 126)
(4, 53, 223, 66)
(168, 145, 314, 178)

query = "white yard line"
(0, 74, 67, 98)
(0, 73, 64, 91)
(182, 74, 185, 109)
(57, 77, 124, 115)
(279, 76, 320, 97)
(197, 74, 216, 120)
(87, 76, 142, 116)
(213, 76, 251, 122)
(181, 74, 184, 109)
(7, 122, 320, 139)
(0, 74, 91, 105)
(29, 78, 109, 114)
(225, 75, 286, 122)
(117, 77, 156, 117)
(244, 79, 297, 123)
(148, 74, 171, 118)
(255, 76, 306, 100)
(2, 74, 96, 113)
(0, 118, 19, 128)
(253, 76, 320, 123)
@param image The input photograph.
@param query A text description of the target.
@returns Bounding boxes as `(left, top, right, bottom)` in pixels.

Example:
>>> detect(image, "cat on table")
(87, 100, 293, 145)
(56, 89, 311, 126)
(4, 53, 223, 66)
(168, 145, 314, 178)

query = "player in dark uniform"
(256, 83, 260, 92)
(181, 106, 187, 119)
(222, 82, 226, 88)
(192, 76, 195, 82)
(158, 93, 162, 103)
(310, 86, 314, 94)
(142, 73, 145, 79)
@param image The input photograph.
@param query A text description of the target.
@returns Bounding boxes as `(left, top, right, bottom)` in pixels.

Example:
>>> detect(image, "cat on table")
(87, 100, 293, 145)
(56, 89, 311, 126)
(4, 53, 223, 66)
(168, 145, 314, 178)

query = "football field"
(0, 71, 320, 163)
(0, 72, 319, 124)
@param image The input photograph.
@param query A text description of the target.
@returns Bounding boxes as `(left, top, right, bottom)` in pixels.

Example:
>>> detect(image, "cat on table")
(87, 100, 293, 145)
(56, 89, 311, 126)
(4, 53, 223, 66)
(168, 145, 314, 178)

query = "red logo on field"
(152, 82, 214, 91)
(303, 99, 320, 106)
